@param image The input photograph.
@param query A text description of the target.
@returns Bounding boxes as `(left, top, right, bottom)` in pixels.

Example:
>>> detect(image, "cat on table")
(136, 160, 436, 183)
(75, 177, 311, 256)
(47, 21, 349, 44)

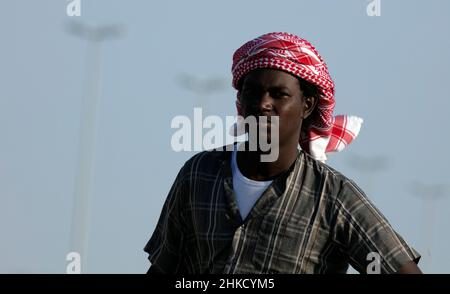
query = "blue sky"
(1, 0, 449, 273)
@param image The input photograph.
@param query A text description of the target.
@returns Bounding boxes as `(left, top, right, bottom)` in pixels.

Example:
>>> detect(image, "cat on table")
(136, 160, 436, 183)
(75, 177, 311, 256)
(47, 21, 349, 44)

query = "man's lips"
(257, 116, 275, 124)
(241, 115, 277, 126)
(251, 115, 272, 122)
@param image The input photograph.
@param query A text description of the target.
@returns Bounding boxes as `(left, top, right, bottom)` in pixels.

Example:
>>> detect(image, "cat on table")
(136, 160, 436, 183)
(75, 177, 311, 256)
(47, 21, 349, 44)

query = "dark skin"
(237, 68, 316, 181)
(237, 68, 422, 274)
(396, 260, 422, 274)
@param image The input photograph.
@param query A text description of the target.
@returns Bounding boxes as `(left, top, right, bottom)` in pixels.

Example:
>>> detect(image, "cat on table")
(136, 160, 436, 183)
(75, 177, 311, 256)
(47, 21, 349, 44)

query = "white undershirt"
(231, 144, 273, 220)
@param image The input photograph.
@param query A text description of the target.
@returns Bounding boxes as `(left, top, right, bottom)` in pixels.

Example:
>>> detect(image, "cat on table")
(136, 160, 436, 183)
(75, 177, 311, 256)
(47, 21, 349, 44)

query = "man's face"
(239, 68, 312, 147)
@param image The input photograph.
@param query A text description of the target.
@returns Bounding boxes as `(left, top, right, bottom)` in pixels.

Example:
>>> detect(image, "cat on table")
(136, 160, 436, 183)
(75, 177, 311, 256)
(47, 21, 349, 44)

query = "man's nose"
(258, 92, 273, 114)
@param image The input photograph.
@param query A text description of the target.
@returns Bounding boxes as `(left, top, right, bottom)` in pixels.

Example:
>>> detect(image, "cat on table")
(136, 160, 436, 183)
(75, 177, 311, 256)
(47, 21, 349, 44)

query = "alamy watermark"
(66, 0, 81, 17)
(66, 252, 81, 274)
(366, 252, 381, 274)
(366, 0, 381, 17)
(170, 108, 280, 162)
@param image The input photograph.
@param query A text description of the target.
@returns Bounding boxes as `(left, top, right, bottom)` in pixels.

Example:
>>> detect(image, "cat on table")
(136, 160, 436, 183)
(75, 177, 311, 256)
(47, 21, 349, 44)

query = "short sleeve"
(144, 165, 187, 273)
(332, 179, 421, 274)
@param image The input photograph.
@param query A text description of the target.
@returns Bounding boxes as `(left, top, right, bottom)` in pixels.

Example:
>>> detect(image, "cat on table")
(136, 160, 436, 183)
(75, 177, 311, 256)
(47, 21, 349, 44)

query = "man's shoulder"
(301, 151, 348, 183)
(299, 151, 366, 200)
(309, 154, 374, 208)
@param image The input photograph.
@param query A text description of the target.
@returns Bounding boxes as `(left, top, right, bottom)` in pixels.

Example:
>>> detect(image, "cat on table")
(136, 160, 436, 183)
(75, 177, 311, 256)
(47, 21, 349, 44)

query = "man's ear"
(303, 96, 318, 119)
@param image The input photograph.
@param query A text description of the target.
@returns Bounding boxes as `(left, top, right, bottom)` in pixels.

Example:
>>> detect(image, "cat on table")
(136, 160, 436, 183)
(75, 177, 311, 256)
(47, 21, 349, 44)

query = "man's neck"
(236, 141, 299, 181)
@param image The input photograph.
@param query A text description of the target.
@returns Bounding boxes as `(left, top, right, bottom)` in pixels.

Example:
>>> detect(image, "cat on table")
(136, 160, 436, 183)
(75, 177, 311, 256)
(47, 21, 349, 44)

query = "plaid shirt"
(144, 146, 420, 274)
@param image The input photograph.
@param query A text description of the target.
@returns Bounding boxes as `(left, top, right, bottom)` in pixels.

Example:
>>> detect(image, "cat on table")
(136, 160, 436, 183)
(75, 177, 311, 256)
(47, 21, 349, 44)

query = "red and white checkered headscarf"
(231, 32, 363, 162)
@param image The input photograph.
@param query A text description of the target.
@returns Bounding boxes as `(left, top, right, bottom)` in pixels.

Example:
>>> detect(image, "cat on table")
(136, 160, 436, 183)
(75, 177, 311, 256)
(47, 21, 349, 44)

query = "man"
(144, 32, 422, 274)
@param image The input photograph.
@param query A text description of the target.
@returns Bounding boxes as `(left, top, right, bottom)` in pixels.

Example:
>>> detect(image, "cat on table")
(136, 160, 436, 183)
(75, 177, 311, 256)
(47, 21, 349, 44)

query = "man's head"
(231, 32, 363, 161)
(237, 68, 319, 147)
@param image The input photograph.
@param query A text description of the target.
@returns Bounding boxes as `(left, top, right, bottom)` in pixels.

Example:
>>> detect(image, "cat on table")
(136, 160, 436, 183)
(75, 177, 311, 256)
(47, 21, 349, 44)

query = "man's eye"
(242, 89, 258, 100)
(274, 91, 289, 98)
